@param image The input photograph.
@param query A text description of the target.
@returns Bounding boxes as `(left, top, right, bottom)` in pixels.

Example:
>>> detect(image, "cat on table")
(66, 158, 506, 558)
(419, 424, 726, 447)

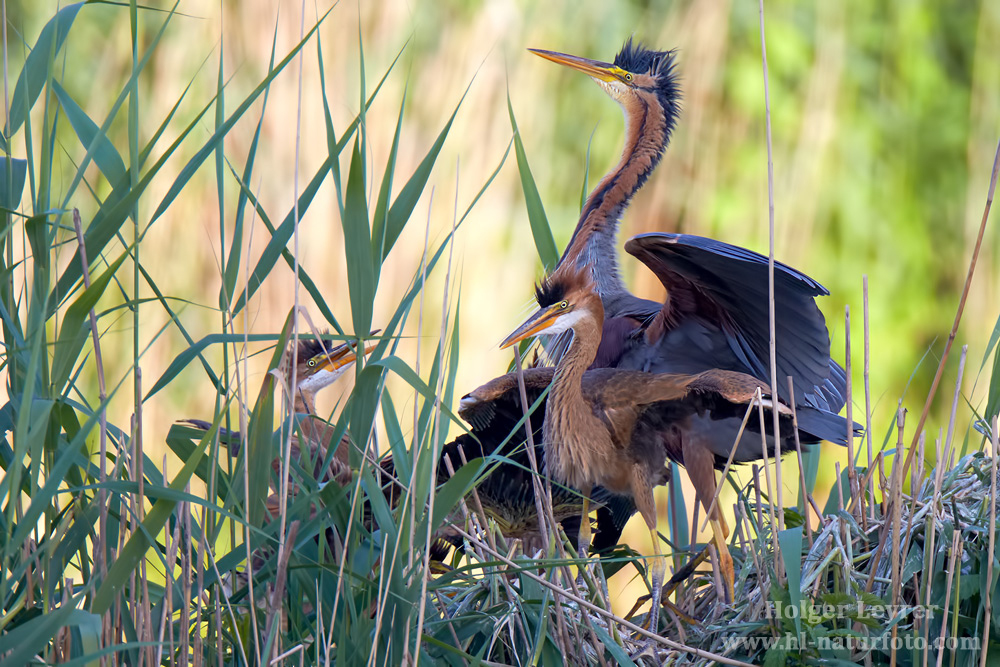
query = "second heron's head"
(291, 335, 378, 394)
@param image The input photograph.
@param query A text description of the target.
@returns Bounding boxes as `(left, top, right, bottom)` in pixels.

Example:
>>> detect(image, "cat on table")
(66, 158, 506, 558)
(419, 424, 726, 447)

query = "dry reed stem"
(835, 462, 844, 513)
(846, 305, 859, 519)
(935, 529, 962, 667)
(941, 347, 968, 479)
(414, 169, 462, 667)
(901, 140, 1000, 484)
(450, 525, 757, 667)
(755, 390, 784, 583)
(511, 348, 552, 545)
(752, 465, 764, 530)
(367, 196, 438, 664)
(787, 377, 817, 546)
(758, 0, 783, 537)
(889, 407, 905, 667)
(265, 520, 300, 664)
(863, 275, 874, 522)
(72, 210, 109, 581)
(700, 397, 761, 534)
(181, 500, 192, 665)
(981, 416, 998, 667)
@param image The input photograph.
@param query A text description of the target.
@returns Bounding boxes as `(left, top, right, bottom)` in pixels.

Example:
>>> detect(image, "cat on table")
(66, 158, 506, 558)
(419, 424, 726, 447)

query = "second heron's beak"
(529, 48, 624, 83)
(500, 304, 566, 350)
(310, 338, 379, 373)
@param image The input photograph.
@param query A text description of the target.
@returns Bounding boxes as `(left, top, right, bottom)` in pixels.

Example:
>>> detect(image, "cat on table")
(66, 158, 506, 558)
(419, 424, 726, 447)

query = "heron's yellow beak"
(310, 337, 379, 372)
(529, 48, 625, 83)
(500, 304, 566, 349)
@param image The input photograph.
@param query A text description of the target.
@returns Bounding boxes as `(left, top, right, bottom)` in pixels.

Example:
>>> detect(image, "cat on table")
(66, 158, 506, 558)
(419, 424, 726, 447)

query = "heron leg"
(630, 469, 665, 634)
(578, 484, 593, 557)
(682, 436, 734, 603)
(646, 523, 666, 634)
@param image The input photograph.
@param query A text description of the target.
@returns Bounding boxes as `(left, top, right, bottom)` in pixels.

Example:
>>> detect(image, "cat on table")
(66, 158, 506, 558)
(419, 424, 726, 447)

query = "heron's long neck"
(560, 94, 671, 302)
(294, 389, 337, 454)
(545, 319, 601, 440)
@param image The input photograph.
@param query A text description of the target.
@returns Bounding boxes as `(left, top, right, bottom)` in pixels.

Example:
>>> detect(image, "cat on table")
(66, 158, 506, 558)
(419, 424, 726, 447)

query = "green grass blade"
(507, 94, 557, 270)
(229, 154, 334, 317)
(982, 314, 1000, 429)
(50, 80, 126, 191)
(777, 526, 804, 635)
(370, 85, 406, 276)
(343, 139, 376, 337)
(0, 605, 92, 667)
(0, 158, 27, 211)
(376, 90, 467, 266)
(5, 3, 83, 143)
(50, 250, 128, 393)
(144, 333, 278, 400)
(91, 421, 215, 615)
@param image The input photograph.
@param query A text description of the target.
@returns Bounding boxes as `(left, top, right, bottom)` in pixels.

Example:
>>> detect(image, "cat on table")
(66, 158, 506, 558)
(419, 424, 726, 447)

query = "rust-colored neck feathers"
(540, 273, 612, 489)
(560, 86, 672, 301)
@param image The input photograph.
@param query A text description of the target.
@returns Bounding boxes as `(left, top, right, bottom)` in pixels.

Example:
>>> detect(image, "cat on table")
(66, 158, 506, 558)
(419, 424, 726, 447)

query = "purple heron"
(500, 264, 851, 630)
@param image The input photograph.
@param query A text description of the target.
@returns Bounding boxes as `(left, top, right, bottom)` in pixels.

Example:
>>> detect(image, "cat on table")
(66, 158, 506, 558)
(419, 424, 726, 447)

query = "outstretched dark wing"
(623, 233, 846, 412)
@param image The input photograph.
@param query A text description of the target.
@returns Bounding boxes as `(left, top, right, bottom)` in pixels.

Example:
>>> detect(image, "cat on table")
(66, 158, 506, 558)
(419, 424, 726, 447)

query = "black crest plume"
(613, 38, 681, 116)
(534, 275, 567, 308)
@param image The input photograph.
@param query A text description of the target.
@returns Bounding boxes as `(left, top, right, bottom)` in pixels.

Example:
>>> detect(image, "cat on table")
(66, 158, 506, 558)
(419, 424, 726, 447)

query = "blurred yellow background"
(7, 0, 999, 614)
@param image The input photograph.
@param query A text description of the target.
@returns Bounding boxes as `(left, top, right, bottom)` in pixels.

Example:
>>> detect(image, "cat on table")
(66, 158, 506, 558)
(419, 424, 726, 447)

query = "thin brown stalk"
(700, 397, 760, 533)
(758, 0, 783, 536)
(72, 211, 108, 579)
(752, 465, 764, 529)
(450, 525, 757, 667)
(863, 275, 874, 521)
(889, 408, 905, 667)
(981, 416, 998, 667)
(845, 306, 859, 522)
(415, 168, 462, 667)
(181, 501, 192, 665)
(265, 521, 300, 663)
(787, 377, 816, 546)
(935, 529, 962, 667)
(941, 346, 968, 476)
(901, 140, 1000, 483)
(194, 507, 206, 667)
(756, 392, 784, 582)
(835, 462, 844, 513)
(134, 372, 152, 667)
(511, 347, 552, 541)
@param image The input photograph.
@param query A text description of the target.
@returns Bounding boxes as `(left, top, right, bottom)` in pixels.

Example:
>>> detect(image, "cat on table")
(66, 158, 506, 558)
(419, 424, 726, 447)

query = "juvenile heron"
(185, 336, 375, 489)
(501, 264, 851, 629)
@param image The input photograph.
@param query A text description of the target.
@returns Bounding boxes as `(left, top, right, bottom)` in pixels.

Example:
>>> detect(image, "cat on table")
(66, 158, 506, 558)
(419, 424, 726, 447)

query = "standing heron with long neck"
(530, 41, 847, 413)
(501, 264, 851, 629)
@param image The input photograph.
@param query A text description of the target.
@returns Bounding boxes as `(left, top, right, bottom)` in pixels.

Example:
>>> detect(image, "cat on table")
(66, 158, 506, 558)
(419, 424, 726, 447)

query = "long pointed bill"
(528, 48, 623, 83)
(500, 304, 564, 350)
(311, 339, 378, 373)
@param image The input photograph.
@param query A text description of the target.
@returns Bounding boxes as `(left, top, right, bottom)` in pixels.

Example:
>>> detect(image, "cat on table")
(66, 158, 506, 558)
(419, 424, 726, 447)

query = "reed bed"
(2, 2, 999, 665)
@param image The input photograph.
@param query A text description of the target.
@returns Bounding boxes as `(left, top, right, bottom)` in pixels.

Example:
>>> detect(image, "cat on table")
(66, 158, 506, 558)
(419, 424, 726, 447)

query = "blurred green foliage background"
(5, 0, 998, 610)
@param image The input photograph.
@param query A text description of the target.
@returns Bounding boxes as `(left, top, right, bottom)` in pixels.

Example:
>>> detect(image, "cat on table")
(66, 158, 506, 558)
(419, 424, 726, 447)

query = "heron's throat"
(543, 322, 606, 489)
(561, 93, 671, 301)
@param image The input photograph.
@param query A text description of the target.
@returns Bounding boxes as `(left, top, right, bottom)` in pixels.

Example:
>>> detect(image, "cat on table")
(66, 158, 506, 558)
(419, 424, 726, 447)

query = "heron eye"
(624, 72, 633, 82)
(559, 300, 568, 310)
(307, 359, 316, 367)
